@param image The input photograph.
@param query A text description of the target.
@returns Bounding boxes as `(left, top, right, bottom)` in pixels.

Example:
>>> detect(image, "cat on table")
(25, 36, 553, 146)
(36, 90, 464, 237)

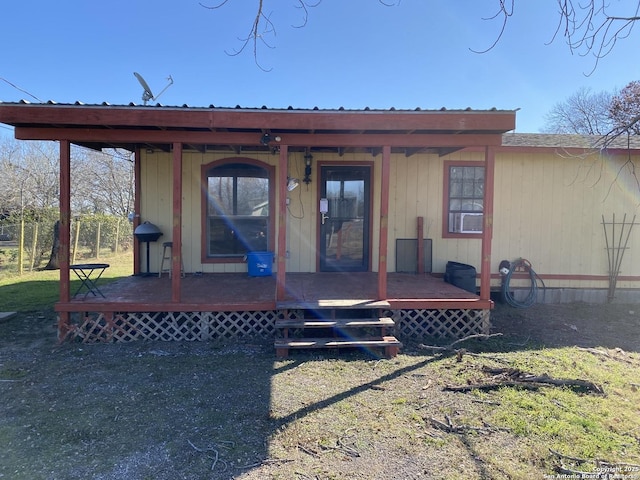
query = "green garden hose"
(500, 258, 546, 308)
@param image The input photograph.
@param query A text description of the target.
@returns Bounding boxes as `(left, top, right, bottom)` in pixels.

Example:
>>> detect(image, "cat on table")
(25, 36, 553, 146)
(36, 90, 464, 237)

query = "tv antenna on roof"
(133, 72, 173, 105)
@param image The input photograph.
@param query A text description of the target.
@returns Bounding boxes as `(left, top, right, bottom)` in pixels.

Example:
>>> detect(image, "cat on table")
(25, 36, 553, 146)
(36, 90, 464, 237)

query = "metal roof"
(1, 99, 510, 113)
(2, 102, 639, 154)
(0, 101, 517, 156)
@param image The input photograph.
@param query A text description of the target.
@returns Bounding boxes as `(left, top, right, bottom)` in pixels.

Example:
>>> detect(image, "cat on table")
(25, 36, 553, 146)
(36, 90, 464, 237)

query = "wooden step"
(276, 317, 395, 329)
(275, 336, 402, 359)
(276, 299, 391, 310)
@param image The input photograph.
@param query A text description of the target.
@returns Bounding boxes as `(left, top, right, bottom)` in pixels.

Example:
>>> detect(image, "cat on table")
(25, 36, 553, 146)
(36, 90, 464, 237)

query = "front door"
(319, 165, 371, 272)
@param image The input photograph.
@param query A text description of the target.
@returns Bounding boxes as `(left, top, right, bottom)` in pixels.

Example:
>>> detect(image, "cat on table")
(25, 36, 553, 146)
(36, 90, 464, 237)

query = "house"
(1, 102, 638, 354)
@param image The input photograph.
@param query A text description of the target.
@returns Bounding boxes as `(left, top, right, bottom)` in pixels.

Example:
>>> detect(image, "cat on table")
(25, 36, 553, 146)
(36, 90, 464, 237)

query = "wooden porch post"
(480, 146, 495, 302)
(417, 216, 424, 275)
(58, 140, 71, 339)
(378, 145, 391, 300)
(171, 142, 183, 303)
(276, 145, 289, 301)
(133, 147, 141, 276)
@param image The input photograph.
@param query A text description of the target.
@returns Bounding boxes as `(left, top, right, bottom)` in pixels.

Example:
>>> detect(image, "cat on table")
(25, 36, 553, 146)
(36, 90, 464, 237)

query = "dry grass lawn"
(1, 302, 640, 479)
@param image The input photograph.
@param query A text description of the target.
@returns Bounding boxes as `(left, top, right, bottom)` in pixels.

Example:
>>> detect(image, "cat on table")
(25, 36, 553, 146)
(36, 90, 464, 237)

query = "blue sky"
(1, 1, 639, 134)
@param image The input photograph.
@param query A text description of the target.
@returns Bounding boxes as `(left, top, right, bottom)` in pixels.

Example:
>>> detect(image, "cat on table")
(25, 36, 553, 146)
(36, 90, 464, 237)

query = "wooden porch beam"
(133, 148, 141, 275)
(171, 143, 183, 303)
(480, 146, 495, 302)
(378, 146, 391, 300)
(15, 127, 506, 149)
(0, 104, 516, 131)
(276, 145, 289, 301)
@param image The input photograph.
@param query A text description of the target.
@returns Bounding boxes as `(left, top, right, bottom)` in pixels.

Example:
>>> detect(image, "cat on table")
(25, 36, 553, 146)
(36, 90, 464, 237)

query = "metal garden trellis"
(602, 213, 637, 302)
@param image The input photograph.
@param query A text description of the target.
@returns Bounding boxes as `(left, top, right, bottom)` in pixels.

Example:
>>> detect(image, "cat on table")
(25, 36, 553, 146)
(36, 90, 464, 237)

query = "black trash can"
(444, 261, 477, 293)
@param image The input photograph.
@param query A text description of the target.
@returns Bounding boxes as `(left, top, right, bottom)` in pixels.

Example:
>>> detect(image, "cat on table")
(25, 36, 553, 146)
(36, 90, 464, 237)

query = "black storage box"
(444, 261, 477, 294)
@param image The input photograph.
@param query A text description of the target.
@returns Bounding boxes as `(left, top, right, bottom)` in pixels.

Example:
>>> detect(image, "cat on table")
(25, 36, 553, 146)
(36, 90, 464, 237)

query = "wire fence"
(0, 216, 133, 275)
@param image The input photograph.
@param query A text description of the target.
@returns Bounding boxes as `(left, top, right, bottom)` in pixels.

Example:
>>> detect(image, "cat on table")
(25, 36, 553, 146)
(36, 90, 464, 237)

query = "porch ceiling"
(0, 101, 516, 156)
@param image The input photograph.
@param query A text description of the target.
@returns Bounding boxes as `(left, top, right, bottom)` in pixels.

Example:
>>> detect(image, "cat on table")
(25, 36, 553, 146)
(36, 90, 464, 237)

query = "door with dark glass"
(319, 165, 371, 272)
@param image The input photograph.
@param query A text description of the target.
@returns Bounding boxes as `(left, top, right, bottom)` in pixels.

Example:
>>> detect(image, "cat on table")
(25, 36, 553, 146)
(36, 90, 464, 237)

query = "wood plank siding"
(140, 149, 474, 275)
(492, 147, 640, 290)
(137, 144, 640, 293)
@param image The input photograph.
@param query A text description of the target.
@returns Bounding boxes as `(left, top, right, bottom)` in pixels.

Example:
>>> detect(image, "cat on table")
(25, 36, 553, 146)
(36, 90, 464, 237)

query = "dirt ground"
(0, 302, 638, 480)
(489, 301, 640, 352)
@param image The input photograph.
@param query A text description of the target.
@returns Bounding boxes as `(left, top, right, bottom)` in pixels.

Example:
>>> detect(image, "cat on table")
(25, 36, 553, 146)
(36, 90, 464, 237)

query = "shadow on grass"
(0, 311, 446, 479)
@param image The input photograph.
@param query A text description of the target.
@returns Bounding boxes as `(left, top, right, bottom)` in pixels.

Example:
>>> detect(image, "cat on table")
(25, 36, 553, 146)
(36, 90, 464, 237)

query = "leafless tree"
(609, 80, 640, 137)
(71, 148, 134, 217)
(542, 87, 614, 135)
(200, 0, 401, 70)
(561, 81, 640, 201)
(203, 1, 640, 73)
(478, 1, 640, 74)
(200, 0, 322, 71)
(1, 138, 134, 218)
(1, 138, 59, 213)
(554, 1, 640, 73)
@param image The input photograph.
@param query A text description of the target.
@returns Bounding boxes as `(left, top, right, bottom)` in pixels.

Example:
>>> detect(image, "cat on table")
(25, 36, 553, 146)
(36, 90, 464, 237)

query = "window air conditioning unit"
(460, 213, 483, 233)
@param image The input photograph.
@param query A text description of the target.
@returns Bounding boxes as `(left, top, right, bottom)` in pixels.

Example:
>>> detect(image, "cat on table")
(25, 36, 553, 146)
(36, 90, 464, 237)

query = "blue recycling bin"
(246, 251, 274, 277)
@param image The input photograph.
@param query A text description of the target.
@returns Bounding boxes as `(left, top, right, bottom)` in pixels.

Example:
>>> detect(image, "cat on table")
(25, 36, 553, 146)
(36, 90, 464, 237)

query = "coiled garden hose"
(500, 258, 546, 308)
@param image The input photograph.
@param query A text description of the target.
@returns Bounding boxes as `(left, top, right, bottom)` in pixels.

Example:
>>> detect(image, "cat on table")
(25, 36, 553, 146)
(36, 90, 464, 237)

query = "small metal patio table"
(70, 263, 110, 298)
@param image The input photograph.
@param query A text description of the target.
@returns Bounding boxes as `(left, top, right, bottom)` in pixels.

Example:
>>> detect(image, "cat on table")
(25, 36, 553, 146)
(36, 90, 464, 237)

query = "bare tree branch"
(203, 1, 640, 73)
(203, 0, 323, 72)
(471, 1, 640, 74)
(470, 0, 515, 54)
(551, 1, 640, 75)
(292, 0, 321, 29)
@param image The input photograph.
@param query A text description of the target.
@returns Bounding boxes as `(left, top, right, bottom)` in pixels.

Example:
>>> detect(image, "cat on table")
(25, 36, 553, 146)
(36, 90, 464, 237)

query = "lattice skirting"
(61, 308, 490, 343)
(393, 309, 491, 339)
(65, 311, 279, 343)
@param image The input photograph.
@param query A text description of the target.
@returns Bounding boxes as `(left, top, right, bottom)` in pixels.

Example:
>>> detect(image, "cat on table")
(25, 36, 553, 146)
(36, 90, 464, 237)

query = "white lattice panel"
(66, 310, 279, 344)
(62, 308, 489, 343)
(393, 309, 490, 339)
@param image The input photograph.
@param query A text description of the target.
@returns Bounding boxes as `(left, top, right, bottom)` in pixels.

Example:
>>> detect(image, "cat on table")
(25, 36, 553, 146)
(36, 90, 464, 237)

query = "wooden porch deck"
(56, 272, 489, 313)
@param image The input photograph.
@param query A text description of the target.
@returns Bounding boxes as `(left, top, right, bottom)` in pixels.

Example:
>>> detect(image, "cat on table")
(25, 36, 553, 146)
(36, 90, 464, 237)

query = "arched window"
(204, 160, 272, 258)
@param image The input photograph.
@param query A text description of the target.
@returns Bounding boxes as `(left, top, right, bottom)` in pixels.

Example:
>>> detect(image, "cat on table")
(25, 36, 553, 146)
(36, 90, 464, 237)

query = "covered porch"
(58, 271, 484, 311)
(0, 102, 515, 350)
(55, 271, 491, 345)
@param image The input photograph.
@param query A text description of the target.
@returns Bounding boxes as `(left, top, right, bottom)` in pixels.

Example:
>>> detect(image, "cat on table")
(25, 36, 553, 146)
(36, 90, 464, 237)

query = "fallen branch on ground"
(418, 333, 505, 362)
(429, 416, 510, 435)
(419, 333, 503, 352)
(188, 439, 235, 472)
(444, 366, 604, 395)
(240, 458, 294, 470)
(576, 346, 640, 366)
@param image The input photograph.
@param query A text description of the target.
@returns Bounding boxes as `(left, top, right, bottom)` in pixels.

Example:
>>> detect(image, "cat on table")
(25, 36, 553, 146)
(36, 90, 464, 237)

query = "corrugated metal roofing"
(1, 99, 511, 114)
(2, 101, 638, 152)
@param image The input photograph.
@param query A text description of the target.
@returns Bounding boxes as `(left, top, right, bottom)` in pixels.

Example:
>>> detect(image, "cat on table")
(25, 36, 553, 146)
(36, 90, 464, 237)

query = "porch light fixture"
(260, 133, 281, 146)
(303, 153, 313, 185)
(260, 133, 271, 145)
